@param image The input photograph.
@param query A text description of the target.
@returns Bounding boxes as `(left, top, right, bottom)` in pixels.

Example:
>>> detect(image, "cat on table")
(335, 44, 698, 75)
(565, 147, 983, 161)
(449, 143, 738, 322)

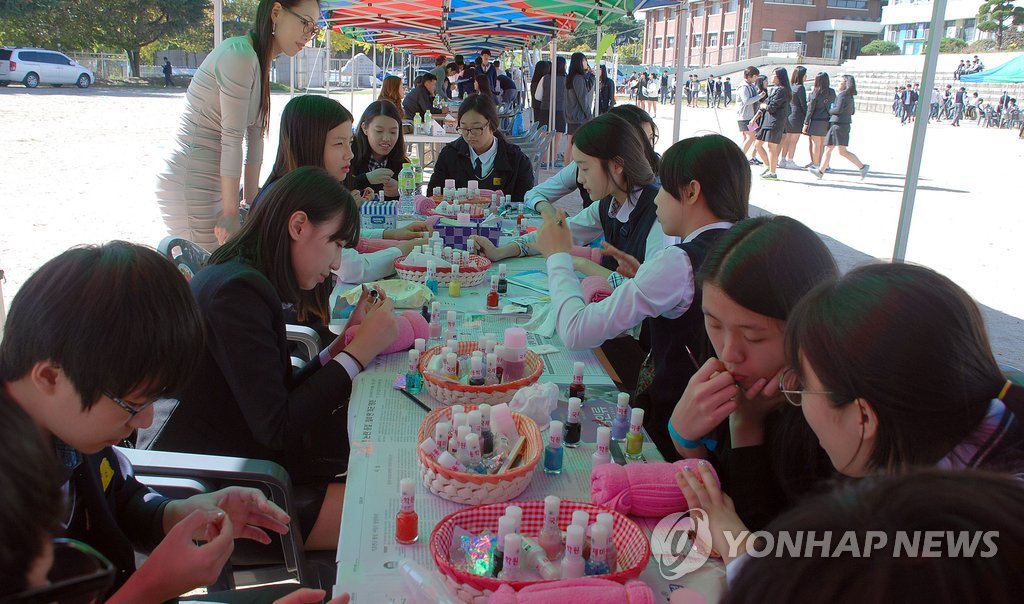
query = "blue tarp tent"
(960, 54, 1024, 84)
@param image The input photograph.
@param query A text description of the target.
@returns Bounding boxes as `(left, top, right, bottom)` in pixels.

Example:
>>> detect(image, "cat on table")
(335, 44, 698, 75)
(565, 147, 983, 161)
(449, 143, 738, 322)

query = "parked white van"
(0, 48, 94, 88)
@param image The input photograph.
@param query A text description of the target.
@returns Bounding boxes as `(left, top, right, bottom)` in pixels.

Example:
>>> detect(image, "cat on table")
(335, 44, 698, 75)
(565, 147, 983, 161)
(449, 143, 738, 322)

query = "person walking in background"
(598, 64, 616, 114)
(564, 52, 595, 148)
(724, 77, 732, 106)
(930, 87, 941, 121)
(736, 67, 763, 165)
(803, 72, 835, 170)
(753, 67, 791, 180)
(952, 86, 966, 127)
(779, 66, 807, 169)
(162, 57, 174, 87)
(810, 74, 868, 180)
(660, 71, 670, 104)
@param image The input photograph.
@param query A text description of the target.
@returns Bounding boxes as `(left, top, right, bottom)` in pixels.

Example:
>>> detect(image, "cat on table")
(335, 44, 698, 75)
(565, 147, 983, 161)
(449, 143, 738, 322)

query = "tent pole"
(892, 0, 947, 262)
(595, 21, 603, 115)
(325, 26, 331, 96)
(549, 38, 557, 165)
(673, 4, 689, 145)
(350, 40, 356, 109)
(372, 43, 377, 98)
(213, 0, 223, 46)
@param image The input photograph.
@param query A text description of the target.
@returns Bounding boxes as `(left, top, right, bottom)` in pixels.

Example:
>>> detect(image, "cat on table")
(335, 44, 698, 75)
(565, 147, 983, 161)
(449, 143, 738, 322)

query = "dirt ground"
(1, 84, 1021, 365)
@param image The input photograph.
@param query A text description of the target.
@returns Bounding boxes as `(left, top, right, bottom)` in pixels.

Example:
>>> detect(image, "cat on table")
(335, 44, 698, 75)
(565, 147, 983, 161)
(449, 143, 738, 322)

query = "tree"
(977, 0, 1024, 51)
(97, 0, 207, 76)
(860, 40, 900, 55)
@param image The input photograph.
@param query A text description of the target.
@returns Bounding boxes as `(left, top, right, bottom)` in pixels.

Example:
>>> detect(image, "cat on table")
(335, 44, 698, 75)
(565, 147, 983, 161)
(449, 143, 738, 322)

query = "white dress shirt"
(545, 222, 732, 350)
(469, 136, 499, 179)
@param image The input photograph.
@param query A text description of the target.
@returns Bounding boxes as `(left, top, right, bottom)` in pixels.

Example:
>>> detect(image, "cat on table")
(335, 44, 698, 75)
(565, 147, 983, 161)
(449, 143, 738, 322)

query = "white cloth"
(544, 222, 731, 350)
(336, 247, 402, 284)
(317, 348, 362, 379)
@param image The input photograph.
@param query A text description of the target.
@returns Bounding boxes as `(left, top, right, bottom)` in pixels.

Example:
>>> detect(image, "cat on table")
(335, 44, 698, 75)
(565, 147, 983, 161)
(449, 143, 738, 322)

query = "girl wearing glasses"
(156, 0, 321, 250)
(426, 93, 534, 202)
(669, 216, 838, 529)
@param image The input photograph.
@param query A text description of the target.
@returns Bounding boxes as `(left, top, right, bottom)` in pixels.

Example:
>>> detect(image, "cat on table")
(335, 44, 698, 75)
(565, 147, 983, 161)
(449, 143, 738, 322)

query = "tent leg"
(549, 39, 557, 165)
(372, 44, 377, 98)
(595, 23, 602, 116)
(892, 0, 947, 261)
(351, 40, 356, 109)
(673, 5, 689, 144)
(325, 26, 331, 95)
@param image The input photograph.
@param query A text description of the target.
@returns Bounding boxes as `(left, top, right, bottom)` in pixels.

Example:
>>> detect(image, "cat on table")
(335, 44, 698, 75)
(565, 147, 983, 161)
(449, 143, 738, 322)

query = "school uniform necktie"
(475, 158, 483, 179)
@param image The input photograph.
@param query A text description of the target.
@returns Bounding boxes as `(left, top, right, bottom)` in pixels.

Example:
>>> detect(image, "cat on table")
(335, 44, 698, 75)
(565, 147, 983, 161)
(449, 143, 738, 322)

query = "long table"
(332, 254, 726, 602)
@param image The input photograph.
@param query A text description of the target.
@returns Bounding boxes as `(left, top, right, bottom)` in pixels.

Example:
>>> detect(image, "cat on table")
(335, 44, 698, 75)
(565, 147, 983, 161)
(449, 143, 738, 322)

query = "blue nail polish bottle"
(543, 420, 564, 474)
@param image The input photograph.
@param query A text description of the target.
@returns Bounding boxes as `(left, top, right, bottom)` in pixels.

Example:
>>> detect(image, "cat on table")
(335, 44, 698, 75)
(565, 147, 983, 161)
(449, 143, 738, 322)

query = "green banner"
(595, 33, 616, 64)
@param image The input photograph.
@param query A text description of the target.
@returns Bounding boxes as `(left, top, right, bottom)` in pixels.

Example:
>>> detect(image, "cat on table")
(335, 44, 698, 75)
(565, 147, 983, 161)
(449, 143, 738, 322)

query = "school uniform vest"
(635, 227, 728, 461)
(597, 184, 659, 272)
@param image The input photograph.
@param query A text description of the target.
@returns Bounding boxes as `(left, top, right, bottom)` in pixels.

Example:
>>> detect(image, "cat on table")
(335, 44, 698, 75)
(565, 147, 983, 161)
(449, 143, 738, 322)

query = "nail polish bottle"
(465, 433, 487, 474)
(560, 525, 586, 579)
(520, 536, 562, 580)
(467, 410, 482, 435)
(469, 356, 485, 386)
(479, 403, 495, 457)
(585, 524, 611, 576)
(544, 420, 564, 475)
(505, 505, 523, 534)
(492, 515, 517, 577)
(493, 345, 505, 383)
(414, 338, 426, 354)
(425, 262, 438, 295)
(485, 353, 499, 385)
(568, 361, 586, 401)
(446, 310, 458, 343)
(429, 302, 442, 340)
(437, 451, 466, 472)
(487, 275, 500, 309)
(497, 533, 522, 581)
(418, 437, 442, 462)
(625, 408, 645, 459)
(502, 327, 527, 382)
(538, 495, 563, 560)
(434, 422, 451, 455)
(395, 478, 419, 544)
(611, 392, 630, 442)
(564, 397, 582, 448)
(456, 425, 472, 464)
(596, 512, 618, 572)
(592, 426, 612, 468)
(444, 352, 459, 381)
(448, 265, 461, 297)
(497, 264, 508, 293)
(406, 349, 423, 394)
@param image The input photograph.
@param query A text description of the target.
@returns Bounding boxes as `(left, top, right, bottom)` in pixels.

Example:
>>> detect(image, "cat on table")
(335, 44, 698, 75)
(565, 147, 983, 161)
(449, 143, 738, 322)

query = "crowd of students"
(3, 1, 1023, 601)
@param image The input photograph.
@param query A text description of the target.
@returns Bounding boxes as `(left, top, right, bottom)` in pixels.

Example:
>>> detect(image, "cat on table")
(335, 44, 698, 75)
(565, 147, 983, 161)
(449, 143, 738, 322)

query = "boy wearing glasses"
(0, 242, 294, 602)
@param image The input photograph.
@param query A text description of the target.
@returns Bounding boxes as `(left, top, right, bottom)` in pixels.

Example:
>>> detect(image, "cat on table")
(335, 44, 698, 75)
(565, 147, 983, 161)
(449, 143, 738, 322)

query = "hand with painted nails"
(669, 358, 739, 456)
(676, 460, 750, 565)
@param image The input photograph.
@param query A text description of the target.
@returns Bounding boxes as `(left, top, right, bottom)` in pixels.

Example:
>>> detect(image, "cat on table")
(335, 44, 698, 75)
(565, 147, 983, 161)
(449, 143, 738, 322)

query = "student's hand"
(382, 177, 399, 198)
(570, 256, 612, 278)
(731, 366, 787, 435)
(124, 510, 235, 602)
(347, 298, 399, 364)
(396, 238, 429, 257)
(168, 487, 290, 544)
(215, 213, 241, 245)
(676, 461, 749, 565)
(670, 358, 739, 449)
(275, 589, 351, 604)
(600, 242, 641, 278)
(348, 284, 386, 327)
(533, 209, 573, 257)
(470, 235, 511, 261)
(385, 222, 432, 240)
(534, 200, 558, 222)
(365, 168, 395, 185)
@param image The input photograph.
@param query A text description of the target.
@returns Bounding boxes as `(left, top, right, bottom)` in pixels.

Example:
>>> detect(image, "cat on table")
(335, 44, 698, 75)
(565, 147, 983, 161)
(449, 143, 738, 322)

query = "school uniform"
(826, 90, 855, 146)
(804, 88, 836, 136)
(785, 84, 807, 134)
(426, 135, 534, 202)
(756, 86, 789, 144)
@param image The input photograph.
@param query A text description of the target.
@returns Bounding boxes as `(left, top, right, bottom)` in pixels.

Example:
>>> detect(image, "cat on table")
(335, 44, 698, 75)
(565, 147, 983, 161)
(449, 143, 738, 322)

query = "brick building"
(637, 0, 883, 68)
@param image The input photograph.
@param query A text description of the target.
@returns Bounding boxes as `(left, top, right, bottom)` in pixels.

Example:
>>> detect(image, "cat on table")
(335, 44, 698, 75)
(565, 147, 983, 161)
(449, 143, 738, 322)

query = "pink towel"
(591, 459, 719, 517)
(488, 578, 654, 604)
(343, 310, 428, 355)
(581, 275, 614, 303)
(570, 245, 604, 265)
(355, 238, 403, 254)
(415, 195, 438, 215)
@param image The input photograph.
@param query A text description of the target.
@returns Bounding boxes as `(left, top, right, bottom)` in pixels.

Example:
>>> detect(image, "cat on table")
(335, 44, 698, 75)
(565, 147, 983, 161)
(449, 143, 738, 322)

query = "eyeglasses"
(457, 126, 488, 137)
(105, 392, 161, 419)
(13, 538, 115, 604)
(649, 130, 660, 146)
(778, 369, 833, 407)
(283, 6, 322, 38)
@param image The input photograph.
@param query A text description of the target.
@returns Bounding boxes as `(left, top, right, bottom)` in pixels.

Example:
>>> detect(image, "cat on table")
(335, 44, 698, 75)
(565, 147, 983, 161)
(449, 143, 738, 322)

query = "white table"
(406, 133, 459, 171)
(332, 255, 726, 602)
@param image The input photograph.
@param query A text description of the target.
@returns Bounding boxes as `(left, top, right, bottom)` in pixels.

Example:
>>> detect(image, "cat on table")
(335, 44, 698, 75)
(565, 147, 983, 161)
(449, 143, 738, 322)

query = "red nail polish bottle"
(395, 478, 419, 544)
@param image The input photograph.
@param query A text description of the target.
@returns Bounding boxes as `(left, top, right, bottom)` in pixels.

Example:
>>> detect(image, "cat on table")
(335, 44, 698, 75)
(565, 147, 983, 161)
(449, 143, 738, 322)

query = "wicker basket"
(394, 254, 492, 288)
(417, 405, 542, 505)
(429, 500, 652, 602)
(419, 342, 543, 406)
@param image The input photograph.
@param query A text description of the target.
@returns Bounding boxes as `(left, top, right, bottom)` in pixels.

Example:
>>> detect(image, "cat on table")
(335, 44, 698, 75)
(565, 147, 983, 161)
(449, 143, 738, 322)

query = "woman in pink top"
(156, 0, 321, 249)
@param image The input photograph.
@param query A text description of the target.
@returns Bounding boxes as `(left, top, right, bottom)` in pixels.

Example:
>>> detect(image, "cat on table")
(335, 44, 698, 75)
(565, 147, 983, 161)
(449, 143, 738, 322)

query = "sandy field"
(0, 85, 1021, 365)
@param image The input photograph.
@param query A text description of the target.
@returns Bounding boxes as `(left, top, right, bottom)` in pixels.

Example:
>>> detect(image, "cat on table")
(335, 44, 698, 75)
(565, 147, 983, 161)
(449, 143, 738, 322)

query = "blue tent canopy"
(960, 54, 1024, 84)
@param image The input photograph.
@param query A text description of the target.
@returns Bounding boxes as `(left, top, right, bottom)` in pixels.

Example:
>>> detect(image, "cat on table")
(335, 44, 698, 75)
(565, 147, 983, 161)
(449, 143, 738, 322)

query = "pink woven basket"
(419, 342, 543, 406)
(394, 254, 492, 288)
(417, 405, 542, 505)
(429, 500, 652, 602)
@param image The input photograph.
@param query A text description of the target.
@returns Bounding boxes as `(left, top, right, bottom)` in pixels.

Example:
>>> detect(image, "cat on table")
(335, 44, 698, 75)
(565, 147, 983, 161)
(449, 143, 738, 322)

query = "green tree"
(860, 40, 900, 55)
(977, 0, 1024, 51)
(98, 0, 207, 76)
(0, 0, 98, 51)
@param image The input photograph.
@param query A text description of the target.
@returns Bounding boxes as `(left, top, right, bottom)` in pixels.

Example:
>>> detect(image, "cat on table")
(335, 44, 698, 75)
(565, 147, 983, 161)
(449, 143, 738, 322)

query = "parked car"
(0, 47, 94, 88)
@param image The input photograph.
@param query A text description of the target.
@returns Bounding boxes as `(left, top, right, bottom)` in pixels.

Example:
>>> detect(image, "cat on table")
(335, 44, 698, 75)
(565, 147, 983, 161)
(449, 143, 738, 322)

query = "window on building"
(725, 31, 736, 46)
(711, 2, 721, 14)
(767, 0, 814, 5)
(728, 0, 739, 11)
(762, 29, 775, 43)
(827, 0, 868, 8)
(667, 36, 675, 49)
(708, 33, 719, 47)
(693, 34, 703, 47)
(696, 5, 704, 16)
(655, 37, 663, 49)
(795, 31, 806, 43)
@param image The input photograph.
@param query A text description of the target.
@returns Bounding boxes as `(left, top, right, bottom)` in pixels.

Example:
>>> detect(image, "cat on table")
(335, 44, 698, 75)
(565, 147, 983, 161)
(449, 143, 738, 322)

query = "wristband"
(667, 420, 717, 451)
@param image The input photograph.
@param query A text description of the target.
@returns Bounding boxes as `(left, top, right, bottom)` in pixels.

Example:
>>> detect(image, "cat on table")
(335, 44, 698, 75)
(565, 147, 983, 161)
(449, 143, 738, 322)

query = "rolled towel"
(355, 238, 404, 254)
(415, 195, 438, 214)
(570, 245, 604, 265)
(591, 459, 719, 517)
(343, 310, 428, 355)
(580, 275, 614, 303)
(489, 578, 654, 604)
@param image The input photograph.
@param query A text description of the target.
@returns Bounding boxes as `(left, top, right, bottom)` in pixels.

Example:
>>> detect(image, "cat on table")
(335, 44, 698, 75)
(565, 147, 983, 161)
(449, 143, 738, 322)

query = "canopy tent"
(960, 54, 1024, 84)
